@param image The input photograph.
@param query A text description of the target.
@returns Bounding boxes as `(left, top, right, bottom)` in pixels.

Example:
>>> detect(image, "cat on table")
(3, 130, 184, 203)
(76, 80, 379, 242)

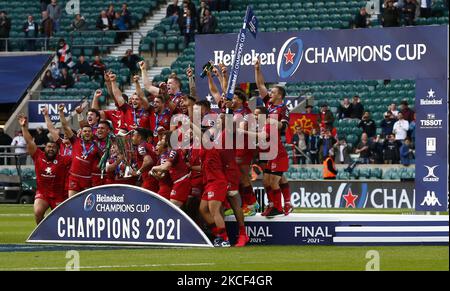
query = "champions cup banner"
(28, 100, 80, 129)
(27, 185, 213, 247)
(252, 180, 416, 209)
(195, 25, 447, 86)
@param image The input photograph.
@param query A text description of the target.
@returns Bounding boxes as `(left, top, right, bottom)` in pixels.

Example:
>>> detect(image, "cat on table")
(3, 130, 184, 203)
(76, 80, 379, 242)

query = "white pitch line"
(0, 262, 216, 271)
(0, 214, 33, 217)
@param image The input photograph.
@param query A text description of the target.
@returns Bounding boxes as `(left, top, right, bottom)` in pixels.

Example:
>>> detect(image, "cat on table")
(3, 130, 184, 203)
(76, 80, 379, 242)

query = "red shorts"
(190, 176, 203, 198)
(35, 192, 68, 209)
(267, 155, 289, 173)
(92, 174, 105, 187)
(114, 177, 137, 185)
(235, 149, 255, 166)
(158, 182, 172, 200)
(142, 175, 159, 193)
(170, 177, 191, 203)
(68, 174, 92, 192)
(202, 180, 227, 202)
(225, 167, 240, 193)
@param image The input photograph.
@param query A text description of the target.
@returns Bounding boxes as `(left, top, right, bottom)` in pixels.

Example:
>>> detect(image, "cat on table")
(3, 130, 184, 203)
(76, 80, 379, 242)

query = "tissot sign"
(27, 185, 213, 247)
(196, 25, 448, 211)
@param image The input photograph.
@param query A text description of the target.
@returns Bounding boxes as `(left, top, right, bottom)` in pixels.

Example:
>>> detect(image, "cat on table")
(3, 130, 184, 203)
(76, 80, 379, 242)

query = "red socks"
(243, 185, 257, 205)
(280, 183, 291, 204)
(272, 188, 283, 211)
(239, 225, 246, 236)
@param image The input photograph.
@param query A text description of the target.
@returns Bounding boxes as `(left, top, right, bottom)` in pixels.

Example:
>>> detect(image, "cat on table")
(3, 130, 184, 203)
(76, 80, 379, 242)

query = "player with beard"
(153, 95, 172, 144)
(18, 114, 71, 224)
(92, 120, 112, 187)
(150, 132, 191, 208)
(42, 106, 74, 196)
(255, 59, 293, 215)
(139, 61, 186, 114)
(130, 128, 158, 193)
(59, 104, 100, 197)
(109, 73, 151, 132)
(92, 76, 128, 135)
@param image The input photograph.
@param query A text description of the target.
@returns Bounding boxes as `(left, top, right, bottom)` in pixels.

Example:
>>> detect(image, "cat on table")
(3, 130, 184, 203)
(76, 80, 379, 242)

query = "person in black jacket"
(383, 134, 400, 164)
(59, 68, 74, 88)
(23, 15, 39, 51)
(167, 0, 182, 27)
(0, 11, 11, 51)
(358, 111, 377, 138)
(0, 128, 13, 165)
(337, 97, 352, 119)
(382, 0, 400, 27)
(350, 95, 364, 119)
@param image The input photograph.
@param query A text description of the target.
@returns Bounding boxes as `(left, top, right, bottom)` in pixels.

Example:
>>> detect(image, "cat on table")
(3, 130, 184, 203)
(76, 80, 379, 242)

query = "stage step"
(225, 213, 449, 246)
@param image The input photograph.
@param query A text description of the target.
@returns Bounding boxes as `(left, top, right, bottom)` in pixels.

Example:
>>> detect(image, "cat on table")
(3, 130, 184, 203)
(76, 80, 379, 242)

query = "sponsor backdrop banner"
(27, 185, 213, 247)
(195, 25, 447, 91)
(415, 78, 448, 211)
(28, 100, 81, 129)
(252, 180, 415, 209)
(196, 26, 448, 212)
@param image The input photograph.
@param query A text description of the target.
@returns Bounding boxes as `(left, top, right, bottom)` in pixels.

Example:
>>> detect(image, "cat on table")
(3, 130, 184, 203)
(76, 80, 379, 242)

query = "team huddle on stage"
(19, 59, 293, 247)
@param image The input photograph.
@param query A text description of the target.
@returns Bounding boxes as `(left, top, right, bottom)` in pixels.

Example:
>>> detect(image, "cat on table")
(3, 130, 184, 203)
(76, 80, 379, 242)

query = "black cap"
(320, 103, 328, 107)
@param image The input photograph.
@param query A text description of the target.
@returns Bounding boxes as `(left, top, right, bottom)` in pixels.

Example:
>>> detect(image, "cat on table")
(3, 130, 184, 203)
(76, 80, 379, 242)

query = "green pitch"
(0, 205, 448, 271)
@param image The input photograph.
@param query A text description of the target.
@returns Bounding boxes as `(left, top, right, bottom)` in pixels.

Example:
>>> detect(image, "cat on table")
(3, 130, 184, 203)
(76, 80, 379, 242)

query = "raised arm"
(109, 74, 125, 107)
(133, 75, 150, 110)
(104, 71, 114, 102)
(206, 71, 222, 104)
(218, 63, 229, 93)
(254, 59, 268, 98)
(42, 106, 60, 142)
(139, 61, 160, 96)
(91, 89, 102, 110)
(18, 114, 37, 156)
(186, 65, 198, 100)
(58, 104, 74, 139)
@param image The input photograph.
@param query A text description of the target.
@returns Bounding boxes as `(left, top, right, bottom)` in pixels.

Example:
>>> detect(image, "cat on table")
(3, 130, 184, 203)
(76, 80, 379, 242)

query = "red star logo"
(284, 48, 295, 65)
(343, 188, 358, 208)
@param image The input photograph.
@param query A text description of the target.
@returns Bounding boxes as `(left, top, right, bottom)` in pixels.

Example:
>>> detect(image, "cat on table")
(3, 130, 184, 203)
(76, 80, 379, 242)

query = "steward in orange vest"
(323, 150, 337, 180)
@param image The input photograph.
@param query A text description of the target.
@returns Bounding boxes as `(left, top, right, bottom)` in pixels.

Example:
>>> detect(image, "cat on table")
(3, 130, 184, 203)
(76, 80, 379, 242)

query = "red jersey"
(264, 122, 288, 160)
(188, 148, 202, 182)
(32, 149, 71, 197)
(164, 149, 189, 182)
(155, 151, 173, 192)
(120, 104, 152, 131)
(69, 136, 100, 178)
(57, 138, 72, 157)
(153, 108, 172, 134)
(169, 92, 185, 115)
(135, 142, 157, 180)
(263, 94, 290, 125)
(104, 109, 124, 134)
(200, 147, 227, 184)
